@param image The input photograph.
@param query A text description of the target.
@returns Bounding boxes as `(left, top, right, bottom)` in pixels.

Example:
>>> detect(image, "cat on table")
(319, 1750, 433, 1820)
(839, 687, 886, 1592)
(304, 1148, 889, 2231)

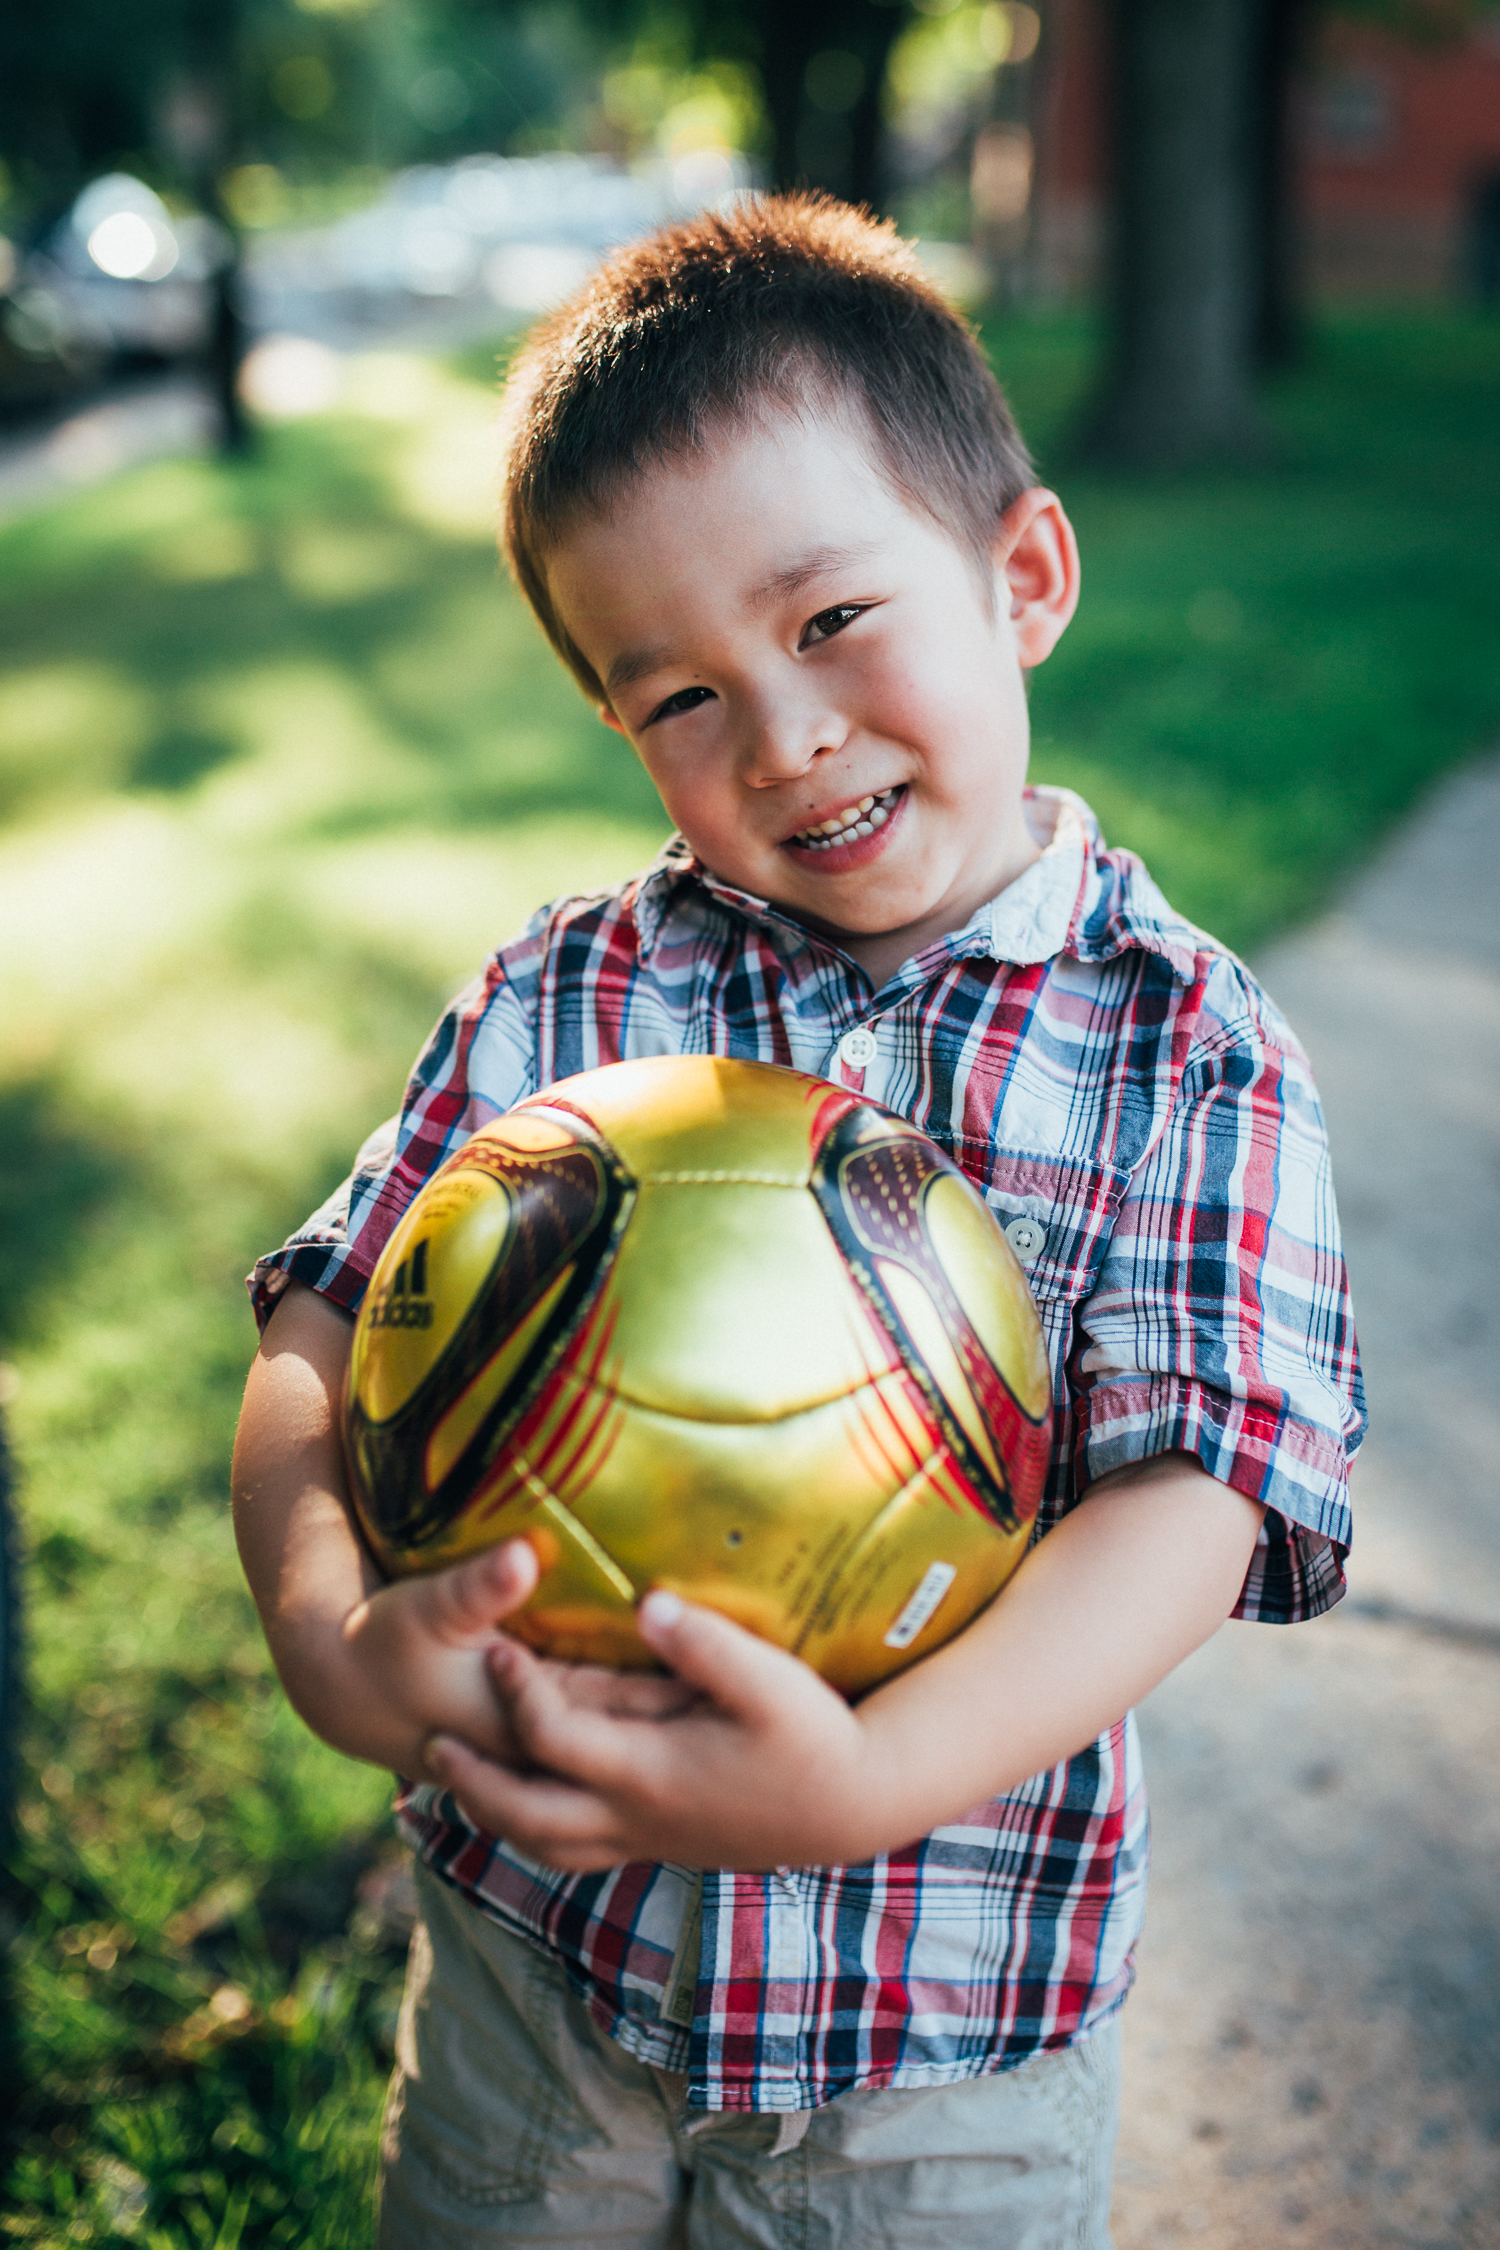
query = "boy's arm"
(427, 1456, 1264, 1871)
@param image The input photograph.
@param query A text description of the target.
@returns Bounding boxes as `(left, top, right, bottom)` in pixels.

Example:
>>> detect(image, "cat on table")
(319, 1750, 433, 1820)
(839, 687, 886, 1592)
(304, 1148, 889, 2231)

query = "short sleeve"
(248, 930, 542, 1331)
(1071, 963, 1365, 1623)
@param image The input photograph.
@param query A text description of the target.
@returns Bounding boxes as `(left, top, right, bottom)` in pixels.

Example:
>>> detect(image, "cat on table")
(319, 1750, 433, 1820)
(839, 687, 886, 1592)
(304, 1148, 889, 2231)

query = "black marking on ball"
(348, 1125, 635, 1554)
(809, 1106, 1045, 1535)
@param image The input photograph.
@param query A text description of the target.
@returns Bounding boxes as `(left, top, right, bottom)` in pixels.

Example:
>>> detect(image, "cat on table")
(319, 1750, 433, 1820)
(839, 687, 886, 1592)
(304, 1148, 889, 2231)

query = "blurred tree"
(0, 0, 253, 449)
(1253, 0, 1488, 367)
(578, 0, 911, 209)
(745, 0, 909, 207)
(176, 0, 251, 453)
(0, 0, 182, 218)
(1085, 0, 1264, 466)
(1251, 0, 1310, 369)
(1083, 0, 1487, 466)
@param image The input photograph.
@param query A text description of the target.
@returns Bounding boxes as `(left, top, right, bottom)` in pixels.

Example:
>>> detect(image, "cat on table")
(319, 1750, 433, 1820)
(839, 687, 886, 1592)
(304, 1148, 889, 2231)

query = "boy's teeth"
(795, 787, 897, 848)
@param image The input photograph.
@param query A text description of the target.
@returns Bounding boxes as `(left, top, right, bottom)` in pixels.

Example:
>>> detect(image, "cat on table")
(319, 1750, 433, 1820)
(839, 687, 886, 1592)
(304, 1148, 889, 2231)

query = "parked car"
(0, 172, 230, 422)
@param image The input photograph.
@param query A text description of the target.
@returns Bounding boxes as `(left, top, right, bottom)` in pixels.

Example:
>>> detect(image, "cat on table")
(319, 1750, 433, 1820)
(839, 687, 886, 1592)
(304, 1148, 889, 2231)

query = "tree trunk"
(753, 0, 905, 211)
(1084, 0, 1264, 466)
(757, 0, 820, 193)
(1252, 0, 1310, 369)
(181, 0, 251, 455)
(843, 5, 907, 212)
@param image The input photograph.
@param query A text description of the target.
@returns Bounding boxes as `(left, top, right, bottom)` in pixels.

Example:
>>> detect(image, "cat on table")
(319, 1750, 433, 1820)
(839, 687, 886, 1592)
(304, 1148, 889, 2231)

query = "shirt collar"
(630, 786, 1201, 985)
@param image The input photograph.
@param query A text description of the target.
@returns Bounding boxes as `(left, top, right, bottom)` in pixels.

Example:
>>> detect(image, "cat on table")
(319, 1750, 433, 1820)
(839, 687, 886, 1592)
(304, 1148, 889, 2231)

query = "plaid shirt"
(252, 787, 1363, 2113)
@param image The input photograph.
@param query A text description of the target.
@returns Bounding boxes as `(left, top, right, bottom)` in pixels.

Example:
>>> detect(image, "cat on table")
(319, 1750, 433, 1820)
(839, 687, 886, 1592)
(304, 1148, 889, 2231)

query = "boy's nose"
(740, 693, 850, 787)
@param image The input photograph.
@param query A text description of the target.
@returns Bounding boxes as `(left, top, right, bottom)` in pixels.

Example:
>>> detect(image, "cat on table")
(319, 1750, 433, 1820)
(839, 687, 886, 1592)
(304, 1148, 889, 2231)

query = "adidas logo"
(369, 1238, 435, 1329)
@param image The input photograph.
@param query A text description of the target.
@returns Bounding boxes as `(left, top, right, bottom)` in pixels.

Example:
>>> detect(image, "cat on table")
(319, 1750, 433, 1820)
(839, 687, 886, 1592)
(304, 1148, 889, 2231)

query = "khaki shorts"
(378, 1860, 1121, 2250)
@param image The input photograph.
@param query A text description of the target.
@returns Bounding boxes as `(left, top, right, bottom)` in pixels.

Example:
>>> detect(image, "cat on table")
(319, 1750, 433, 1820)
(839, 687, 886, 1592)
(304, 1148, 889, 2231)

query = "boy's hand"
(339, 1540, 700, 1780)
(427, 1592, 878, 1871)
(339, 1536, 540, 1773)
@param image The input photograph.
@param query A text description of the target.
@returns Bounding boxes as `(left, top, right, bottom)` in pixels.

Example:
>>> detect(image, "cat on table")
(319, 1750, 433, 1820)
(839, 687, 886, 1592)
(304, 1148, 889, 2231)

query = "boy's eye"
(645, 684, 716, 726)
(801, 605, 865, 647)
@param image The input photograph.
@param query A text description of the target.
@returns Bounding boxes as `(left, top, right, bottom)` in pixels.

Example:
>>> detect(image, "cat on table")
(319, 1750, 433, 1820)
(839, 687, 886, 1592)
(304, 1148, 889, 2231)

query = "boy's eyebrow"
(747, 542, 879, 612)
(605, 644, 679, 697)
(603, 544, 880, 698)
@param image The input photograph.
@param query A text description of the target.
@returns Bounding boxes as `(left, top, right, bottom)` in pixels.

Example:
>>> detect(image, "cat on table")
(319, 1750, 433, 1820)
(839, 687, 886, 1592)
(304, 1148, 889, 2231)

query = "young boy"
(232, 198, 1362, 2247)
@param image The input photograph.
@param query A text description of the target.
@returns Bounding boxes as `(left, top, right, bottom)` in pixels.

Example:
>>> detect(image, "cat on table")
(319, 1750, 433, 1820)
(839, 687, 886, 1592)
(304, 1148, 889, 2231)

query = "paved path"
(1114, 759, 1500, 2249)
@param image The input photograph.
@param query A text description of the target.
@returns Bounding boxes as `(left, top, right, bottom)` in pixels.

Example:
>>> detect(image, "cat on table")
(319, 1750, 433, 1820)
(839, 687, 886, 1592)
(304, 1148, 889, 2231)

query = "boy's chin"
(778, 890, 927, 946)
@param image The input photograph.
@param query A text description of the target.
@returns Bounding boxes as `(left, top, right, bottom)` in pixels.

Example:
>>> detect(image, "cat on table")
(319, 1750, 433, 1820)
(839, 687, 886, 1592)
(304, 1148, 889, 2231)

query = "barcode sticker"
(882, 1560, 958, 1650)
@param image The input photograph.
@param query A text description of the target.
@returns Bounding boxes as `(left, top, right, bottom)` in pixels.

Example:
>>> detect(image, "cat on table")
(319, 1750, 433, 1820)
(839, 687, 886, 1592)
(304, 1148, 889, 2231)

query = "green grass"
(1, 306, 1496, 2244)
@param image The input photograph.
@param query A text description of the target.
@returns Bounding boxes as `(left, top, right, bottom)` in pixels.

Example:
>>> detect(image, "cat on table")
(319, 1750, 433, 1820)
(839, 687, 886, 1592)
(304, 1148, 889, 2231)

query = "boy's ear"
(597, 702, 627, 736)
(993, 489, 1080, 668)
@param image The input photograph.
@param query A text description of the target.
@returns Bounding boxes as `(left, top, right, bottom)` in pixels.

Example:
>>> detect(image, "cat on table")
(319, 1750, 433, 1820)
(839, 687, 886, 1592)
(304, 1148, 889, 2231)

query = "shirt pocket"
(971, 1151, 1130, 1392)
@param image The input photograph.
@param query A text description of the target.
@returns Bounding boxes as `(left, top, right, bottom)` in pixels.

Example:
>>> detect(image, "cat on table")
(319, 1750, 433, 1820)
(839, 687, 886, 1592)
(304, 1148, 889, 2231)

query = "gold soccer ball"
(344, 1057, 1050, 1696)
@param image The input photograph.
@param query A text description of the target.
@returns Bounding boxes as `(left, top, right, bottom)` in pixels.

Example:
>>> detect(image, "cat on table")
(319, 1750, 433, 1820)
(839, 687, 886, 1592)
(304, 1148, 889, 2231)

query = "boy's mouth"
(784, 785, 903, 854)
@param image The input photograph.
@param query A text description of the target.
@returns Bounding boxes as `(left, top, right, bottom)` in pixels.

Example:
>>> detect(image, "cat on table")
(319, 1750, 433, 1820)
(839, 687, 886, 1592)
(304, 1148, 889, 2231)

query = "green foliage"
(1001, 306, 1500, 947)
(0, 307, 1496, 2240)
(0, 0, 616, 212)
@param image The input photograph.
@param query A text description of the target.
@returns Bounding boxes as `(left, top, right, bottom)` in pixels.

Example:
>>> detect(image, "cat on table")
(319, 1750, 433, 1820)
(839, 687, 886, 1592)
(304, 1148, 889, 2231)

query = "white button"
(837, 1025, 878, 1070)
(1004, 1216, 1046, 1264)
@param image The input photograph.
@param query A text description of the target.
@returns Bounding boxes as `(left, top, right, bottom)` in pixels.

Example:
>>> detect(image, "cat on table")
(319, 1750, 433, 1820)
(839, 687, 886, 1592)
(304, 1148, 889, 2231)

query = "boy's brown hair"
(500, 194, 1034, 703)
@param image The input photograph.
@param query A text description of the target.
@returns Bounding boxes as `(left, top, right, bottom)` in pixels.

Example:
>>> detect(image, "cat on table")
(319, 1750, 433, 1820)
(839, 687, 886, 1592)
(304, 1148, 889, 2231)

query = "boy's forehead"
(587, 396, 896, 532)
(543, 407, 953, 638)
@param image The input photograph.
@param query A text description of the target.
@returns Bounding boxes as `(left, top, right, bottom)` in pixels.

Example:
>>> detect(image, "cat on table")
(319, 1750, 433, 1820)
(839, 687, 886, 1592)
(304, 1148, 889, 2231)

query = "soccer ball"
(344, 1056, 1050, 1695)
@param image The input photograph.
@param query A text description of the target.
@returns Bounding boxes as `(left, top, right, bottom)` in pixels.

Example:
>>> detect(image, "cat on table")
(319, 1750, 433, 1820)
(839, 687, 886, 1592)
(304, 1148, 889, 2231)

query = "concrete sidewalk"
(1114, 759, 1500, 2249)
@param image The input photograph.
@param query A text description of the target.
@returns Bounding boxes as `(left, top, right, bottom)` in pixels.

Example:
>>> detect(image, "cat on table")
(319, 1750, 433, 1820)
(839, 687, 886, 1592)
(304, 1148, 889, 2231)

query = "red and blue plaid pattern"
(252, 789, 1363, 2112)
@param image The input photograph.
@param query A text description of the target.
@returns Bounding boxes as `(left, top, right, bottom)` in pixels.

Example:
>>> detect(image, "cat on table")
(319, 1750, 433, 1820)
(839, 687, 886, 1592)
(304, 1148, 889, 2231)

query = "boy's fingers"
(488, 1645, 643, 1790)
(634, 1589, 819, 1721)
(486, 1643, 698, 1720)
(425, 1735, 629, 1867)
(407, 1538, 540, 1644)
(574, 1670, 700, 1718)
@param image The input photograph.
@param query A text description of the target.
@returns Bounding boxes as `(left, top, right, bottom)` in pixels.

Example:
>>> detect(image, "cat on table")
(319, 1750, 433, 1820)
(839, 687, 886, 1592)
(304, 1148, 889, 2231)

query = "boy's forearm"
(848, 1454, 1264, 1850)
(230, 1284, 386, 1756)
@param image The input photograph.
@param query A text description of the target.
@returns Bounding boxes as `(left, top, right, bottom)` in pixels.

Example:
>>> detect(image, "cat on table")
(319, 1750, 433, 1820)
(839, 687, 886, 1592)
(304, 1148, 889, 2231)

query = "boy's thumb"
(635, 1587, 808, 1718)
(415, 1536, 540, 1641)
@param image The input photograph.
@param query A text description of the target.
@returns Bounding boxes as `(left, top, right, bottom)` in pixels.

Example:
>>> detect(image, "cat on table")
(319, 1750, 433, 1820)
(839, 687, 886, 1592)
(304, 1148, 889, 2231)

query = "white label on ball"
(883, 1561, 958, 1650)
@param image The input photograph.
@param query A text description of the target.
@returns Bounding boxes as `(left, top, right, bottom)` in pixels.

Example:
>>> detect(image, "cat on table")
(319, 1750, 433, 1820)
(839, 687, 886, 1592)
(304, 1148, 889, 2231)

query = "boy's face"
(544, 406, 1079, 985)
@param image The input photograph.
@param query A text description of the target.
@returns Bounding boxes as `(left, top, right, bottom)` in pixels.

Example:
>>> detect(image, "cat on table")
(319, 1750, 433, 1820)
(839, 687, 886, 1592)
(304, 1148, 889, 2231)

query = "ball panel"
(527, 1055, 857, 1186)
(921, 1173, 1051, 1420)
(794, 1461, 1032, 1693)
(505, 1366, 964, 1676)
(810, 1111, 1049, 1537)
(492, 1114, 582, 1156)
(590, 1179, 901, 1422)
(396, 1482, 638, 1640)
(350, 1170, 512, 1426)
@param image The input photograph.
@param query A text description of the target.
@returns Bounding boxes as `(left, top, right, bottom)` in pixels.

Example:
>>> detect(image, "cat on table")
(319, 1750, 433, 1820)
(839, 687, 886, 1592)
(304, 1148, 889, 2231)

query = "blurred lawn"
(1, 307, 1496, 2245)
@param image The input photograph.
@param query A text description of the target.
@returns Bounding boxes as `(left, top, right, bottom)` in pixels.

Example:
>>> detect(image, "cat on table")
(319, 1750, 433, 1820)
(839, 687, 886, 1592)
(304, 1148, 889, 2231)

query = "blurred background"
(0, 2, 1497, 2244)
